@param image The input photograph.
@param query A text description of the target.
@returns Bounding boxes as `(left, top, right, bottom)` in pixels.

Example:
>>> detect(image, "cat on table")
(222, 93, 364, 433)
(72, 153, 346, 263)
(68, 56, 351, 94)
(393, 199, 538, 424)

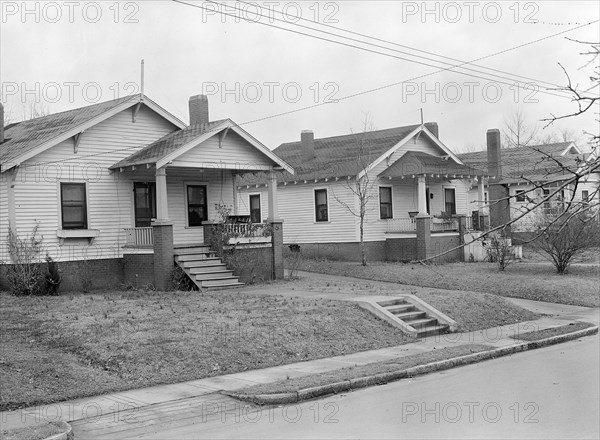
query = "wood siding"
(174, 131, 274, 170)
(6, 105, 178, 262)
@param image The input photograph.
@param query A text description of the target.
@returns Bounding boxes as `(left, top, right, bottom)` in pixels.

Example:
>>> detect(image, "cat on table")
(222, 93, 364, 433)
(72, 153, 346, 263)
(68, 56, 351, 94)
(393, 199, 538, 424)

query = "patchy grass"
(0, 280, 539, 411)
(232, 344, 492, 396)
(292, 258, 599, 307)
(511, 322, 597, 341)
(0, 422, 65, 440)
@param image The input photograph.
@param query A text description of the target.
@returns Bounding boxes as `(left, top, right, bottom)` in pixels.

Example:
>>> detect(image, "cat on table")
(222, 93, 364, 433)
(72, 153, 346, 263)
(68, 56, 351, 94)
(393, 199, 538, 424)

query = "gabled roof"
(111, 118, 294, 173)
(380, 151, 487, 179)
(111, 119, 229, 168)
(240, 123, 458, 185)
(0, 94, 186, 171)
(458, 142, 586, 183)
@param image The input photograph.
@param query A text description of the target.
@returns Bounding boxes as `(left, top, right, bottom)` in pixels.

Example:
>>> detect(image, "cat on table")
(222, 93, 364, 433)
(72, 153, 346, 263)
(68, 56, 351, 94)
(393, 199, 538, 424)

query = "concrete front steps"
(174, 245, 244, 290)
(353, 295, 458, 338)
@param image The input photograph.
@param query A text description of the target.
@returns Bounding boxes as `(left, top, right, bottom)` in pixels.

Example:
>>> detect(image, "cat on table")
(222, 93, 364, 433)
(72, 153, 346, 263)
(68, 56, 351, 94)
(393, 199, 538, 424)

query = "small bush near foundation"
(5, 226, 44, 296)
(44, 254, 62, 295)
(484, 231, 514, 271)
(170, 266, 197, 291)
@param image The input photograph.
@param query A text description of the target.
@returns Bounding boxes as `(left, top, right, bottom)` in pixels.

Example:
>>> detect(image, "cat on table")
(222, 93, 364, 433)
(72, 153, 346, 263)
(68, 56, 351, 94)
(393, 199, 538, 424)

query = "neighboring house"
(237, 123, 489, 262)
(0, 94, 292, 291)
(459, 132, 600, 235)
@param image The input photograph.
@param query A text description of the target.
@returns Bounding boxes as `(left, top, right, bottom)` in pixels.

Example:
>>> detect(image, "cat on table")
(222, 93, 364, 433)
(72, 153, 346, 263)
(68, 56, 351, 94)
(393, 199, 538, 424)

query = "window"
(249, 194, 261, 223)
(582, 190, 589, 208)
(444, 188, 456, 215)
(187, 185, 208, 227)
(134, 182, 156, 227)
(515, 190, 526, 203)
(379, 187, 393, 219)
(61, 183, 87, 229)
(314, 189, 328, 222)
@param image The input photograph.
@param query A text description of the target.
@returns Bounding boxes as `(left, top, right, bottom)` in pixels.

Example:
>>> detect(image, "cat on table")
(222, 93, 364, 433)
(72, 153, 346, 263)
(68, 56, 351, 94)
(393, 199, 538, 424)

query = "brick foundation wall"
(284, 241, 386, 262)
(122, 253, 155, 288)
(0, 258, 124, 292)
(224, 244, 273, 283)
(429, 234, 461, 263)
(385, 237, 418, 262)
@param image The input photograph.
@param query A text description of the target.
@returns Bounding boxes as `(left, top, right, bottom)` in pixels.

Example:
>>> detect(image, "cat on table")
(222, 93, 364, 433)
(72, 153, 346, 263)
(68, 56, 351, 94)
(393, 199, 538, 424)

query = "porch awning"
(380, 151, 488, 179)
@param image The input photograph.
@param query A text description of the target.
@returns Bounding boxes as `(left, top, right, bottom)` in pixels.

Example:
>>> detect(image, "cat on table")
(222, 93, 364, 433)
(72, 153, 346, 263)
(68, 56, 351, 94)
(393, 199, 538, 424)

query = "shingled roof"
(380, 151, 487, 179)
(458, 142, 584, 183)
(240, 124, 433, 185)
(0, 94, 184, 170)
(110, 119, 228, 169)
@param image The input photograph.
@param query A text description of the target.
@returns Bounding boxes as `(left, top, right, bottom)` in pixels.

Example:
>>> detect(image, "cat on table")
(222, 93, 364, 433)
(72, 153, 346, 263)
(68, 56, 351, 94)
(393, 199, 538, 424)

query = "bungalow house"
(236, 123, 489, 262)
(0, 94, 292, 291)
(459, 130, 600, 238)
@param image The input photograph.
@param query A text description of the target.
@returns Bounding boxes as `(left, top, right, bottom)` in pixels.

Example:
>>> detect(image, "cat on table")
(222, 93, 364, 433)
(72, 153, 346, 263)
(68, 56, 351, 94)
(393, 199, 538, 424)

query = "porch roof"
(110, 119, 294, 173)
(380, 152, 488, 179)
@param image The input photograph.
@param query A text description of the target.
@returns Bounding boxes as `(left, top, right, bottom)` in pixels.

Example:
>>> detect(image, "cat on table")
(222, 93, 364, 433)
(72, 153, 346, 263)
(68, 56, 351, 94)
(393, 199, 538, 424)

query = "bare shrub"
(531, 212, 600, 274)
(5, 226, 44, 296)
(484, 230, 514, 271)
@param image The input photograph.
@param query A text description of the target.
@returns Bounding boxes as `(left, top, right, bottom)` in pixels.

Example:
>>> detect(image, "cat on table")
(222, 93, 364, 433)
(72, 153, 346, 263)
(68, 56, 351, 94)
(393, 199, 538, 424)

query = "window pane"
(188, 207, 205, 226)
(188, 186, 206, 204)
(250, 195, 260, 210)
(379, 187, 391, 203)
(61, 183, 87, 229)
(315, 190, 327, 205)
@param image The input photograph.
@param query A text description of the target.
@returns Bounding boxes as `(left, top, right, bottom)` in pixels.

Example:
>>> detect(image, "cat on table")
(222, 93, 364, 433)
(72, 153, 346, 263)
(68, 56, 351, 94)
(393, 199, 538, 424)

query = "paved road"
(140, 334, 599, 440)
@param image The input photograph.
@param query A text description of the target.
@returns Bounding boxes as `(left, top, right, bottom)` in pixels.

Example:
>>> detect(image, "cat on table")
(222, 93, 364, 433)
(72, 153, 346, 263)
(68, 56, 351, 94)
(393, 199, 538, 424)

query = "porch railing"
(124, 227, 153, 247)
(224, 222, 272, 239)
(387, 218, 417, 233)
(431, 218, 459, 232)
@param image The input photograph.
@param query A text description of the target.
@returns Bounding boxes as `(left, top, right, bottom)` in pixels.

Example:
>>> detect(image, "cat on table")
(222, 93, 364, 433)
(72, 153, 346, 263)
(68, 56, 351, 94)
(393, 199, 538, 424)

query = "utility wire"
(173, 0, 598, 101)
(233, 0, 571, 91)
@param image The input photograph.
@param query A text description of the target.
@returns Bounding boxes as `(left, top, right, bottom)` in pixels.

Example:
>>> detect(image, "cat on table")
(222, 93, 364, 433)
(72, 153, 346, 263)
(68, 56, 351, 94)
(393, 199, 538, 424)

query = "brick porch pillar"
(152, 222, 174, 291)
(270, 221, 284, 279)
(416, 215, 431, 260)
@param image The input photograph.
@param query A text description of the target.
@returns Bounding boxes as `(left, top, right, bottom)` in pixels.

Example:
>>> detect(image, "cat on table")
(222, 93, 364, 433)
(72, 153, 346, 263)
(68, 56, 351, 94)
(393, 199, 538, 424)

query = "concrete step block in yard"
(350, 295, 457, 338)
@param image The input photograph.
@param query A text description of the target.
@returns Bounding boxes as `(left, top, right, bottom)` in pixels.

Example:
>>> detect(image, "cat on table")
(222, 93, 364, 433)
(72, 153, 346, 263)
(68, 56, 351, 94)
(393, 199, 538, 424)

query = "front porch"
(109, 116, 293, 289)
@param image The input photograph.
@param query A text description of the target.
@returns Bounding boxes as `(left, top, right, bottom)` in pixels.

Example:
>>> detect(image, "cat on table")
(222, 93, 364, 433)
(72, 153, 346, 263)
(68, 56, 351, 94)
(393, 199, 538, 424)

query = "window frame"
(314, 188, 329, 222)
(60, 182, 88, 230)
(185, 183, 209, 228)
(515, 189, 526, 203)
(249, 193, 262, 223)
(582, 190, 589, 208)
(443, 186, 457, 216)
(378, 186, 393, 219)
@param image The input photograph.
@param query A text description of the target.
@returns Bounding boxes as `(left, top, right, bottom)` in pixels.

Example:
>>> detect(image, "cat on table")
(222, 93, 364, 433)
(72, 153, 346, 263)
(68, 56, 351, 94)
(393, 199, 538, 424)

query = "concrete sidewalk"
(2, 294, 597, 439)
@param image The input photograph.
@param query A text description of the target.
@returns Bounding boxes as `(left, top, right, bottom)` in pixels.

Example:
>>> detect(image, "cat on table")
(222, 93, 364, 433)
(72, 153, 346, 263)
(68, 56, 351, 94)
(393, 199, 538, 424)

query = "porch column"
(477, 176, 485, 214)
(266, 169, 284, 279)
(155, 166, 169, 222)
(152, 166, 174, 291)
(267, 169, 281, 222)
(417, 175, 428, 215)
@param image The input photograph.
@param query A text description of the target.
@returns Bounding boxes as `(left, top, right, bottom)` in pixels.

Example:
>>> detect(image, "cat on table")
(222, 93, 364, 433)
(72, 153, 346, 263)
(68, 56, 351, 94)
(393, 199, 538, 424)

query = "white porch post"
(155, 166, 169, 222)
(477, 176, 485, 214)
(417, 174, 428, 215)
(267, 169, 280, 222)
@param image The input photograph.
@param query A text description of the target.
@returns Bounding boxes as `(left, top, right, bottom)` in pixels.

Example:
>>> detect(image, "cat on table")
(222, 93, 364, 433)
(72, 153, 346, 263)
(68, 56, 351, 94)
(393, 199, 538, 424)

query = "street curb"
(44, 421, 73, 440)
(225, 325, 598, 405)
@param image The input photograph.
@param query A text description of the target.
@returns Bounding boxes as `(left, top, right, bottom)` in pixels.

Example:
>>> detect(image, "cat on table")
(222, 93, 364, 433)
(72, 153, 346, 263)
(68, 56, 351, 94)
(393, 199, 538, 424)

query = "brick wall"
(385, 237, 417, 262)
(0, 258, 124, 292)
(284, 241, 386, 262)
(122, 253, 155, 288)
(224, 244, 273, 283)
(429, 234, 461, 263)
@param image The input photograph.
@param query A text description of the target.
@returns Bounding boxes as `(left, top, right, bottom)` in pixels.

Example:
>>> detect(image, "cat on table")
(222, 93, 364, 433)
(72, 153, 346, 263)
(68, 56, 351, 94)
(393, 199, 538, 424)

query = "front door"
(134, 182, 156, 227)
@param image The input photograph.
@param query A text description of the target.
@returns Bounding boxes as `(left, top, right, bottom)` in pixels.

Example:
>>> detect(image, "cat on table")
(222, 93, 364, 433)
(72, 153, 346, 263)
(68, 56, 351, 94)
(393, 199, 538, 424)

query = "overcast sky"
(1, 1, 599, 153)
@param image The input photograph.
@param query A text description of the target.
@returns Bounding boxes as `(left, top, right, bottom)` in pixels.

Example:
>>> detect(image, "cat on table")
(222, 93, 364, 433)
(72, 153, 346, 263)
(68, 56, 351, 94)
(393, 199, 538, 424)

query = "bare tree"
(332, 113, 377, 266)
(503, 107, 539, 148)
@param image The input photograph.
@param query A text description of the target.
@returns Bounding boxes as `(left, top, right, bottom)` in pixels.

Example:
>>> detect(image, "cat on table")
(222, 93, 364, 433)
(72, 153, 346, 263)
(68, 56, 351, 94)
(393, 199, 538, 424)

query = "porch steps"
(174, 247, 244, 290)
(353, 296, 457, 339)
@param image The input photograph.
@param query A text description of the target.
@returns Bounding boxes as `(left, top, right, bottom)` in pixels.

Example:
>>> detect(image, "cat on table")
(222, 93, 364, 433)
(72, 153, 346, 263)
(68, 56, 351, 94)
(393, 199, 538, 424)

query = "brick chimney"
(487, 129, 502, 179)
(0, 102, 4, 144)
(301, 130, 315, 161)
(424, 122, 439, 139)
(486, 128, 510, 232)
(189, 95, 209, 126)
